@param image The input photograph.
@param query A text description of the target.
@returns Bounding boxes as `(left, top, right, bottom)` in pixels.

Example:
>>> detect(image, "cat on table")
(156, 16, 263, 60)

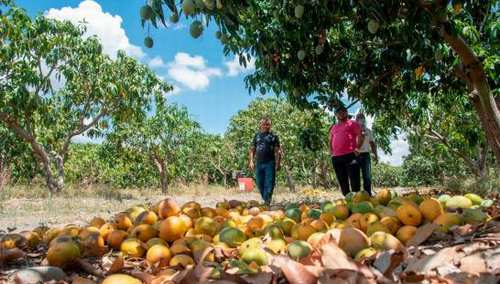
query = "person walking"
(249, 118, 281, 205)
(355, 113, 378, 195)
(329, 105, 364, 196)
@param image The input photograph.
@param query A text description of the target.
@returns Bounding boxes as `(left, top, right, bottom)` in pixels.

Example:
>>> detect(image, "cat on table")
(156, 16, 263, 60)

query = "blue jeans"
(357, 152, 372, 195)
(255, 161, 276, 204)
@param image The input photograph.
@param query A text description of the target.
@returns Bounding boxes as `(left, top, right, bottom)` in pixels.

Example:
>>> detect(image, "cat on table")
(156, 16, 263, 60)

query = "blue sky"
(15, 0, 409, 165)
(18, 0, 259, 134)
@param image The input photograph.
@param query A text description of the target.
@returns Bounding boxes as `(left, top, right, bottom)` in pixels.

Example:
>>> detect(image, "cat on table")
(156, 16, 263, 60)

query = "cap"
(334, 105, 347, 113)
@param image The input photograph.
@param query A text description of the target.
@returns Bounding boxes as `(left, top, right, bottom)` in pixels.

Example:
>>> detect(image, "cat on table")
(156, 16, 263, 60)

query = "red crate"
(237, 177, 254, 192)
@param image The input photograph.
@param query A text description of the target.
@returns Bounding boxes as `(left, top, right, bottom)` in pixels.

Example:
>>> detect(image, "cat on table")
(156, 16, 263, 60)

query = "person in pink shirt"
(329, 105, 365, 196)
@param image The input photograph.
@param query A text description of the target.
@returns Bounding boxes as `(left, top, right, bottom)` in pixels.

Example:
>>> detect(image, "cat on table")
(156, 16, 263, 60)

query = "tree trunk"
(214, 165, 227, 187)
(152, 156, 168, 193)
(159, 169, 168, 194)
(311, 160, 318, 188)
(470, 94, 500, 170)
(318, 160, 331, 188)
(283, 164, 296, 192)
(476, 143, 489, 180)
(440, 24, 500, 171)
(0, 154, 10, 190)
(40, 159, 63, 193)
(0, 112, 64, 192)
(0, 154, 4, 189)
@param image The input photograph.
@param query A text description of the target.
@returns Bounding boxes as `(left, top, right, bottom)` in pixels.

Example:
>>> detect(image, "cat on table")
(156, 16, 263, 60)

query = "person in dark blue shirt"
(248, 118, 281, 205)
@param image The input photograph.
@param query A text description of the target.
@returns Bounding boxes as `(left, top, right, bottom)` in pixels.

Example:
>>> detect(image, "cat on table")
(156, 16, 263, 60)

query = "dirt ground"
(0, 184, 424, 232)
(0, 185, 334, 232)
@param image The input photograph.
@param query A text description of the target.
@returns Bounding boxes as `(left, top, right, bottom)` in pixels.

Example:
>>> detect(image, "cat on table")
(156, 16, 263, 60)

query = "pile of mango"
(1, 190, 494, 283)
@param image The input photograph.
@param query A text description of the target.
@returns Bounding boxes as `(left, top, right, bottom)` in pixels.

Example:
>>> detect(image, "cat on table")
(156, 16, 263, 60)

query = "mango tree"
(194, 134, 235, 187)
(225, 98, 334, 190)
(0, 6, 169, 192)
(375, 91, 491, 179)
(144, 0, 499, 171)
(105, 103, 201, 193)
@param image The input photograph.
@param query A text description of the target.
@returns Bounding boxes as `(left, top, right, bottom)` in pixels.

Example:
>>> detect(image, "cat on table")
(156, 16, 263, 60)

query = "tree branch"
(453, 65, 473, 90)
(477, 143, 488, 175)
(35, 58, 57, 96)
(61, 110, 107, 158)
(426, 127, 479, 176)
(0, 111, 50, 166)
(479, 6, 490, 34)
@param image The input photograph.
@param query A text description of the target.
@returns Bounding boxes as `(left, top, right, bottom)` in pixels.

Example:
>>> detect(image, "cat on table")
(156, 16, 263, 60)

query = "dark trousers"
(357, 152, 372, 195)
(255, 161, 276, 204)
(332, 153, 361, 196)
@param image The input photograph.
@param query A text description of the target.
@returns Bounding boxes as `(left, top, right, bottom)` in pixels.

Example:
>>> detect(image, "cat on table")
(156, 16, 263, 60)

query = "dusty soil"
(0, 188, 322, 232)
(0, 185, 426, 232)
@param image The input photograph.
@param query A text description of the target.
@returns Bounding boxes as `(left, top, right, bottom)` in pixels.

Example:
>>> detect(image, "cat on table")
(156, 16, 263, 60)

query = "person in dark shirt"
(248, 118, 281, 205)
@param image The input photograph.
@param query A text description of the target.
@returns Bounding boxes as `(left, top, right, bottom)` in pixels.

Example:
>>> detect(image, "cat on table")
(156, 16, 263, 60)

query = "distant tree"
(106, 103, 200, 193)
(0, 6, 169, 192)
(375, 91, 491, 179)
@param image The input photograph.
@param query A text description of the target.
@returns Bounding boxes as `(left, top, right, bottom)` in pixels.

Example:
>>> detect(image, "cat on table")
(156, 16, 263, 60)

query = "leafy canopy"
(146, 1, 498, 112)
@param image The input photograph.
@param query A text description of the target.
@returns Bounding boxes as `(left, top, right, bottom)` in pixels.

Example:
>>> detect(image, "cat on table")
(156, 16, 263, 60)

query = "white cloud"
(45, 0, 144, 59)
(168, 23, 186, 30)
(71, 134, 93, 143)
(40, 60, 66, 91)
(379, 134, 410, 166)
(175, 53, 206, 69)
(148, 56, 167, 69)
(71, 134, 104, 144)
(167, 52, 222, 91)
(225, 55, 256, 77)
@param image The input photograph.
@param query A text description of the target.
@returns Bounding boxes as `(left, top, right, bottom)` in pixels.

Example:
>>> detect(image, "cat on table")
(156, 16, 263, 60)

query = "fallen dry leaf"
(217, 270, 249, 284)
(195, 247, 215, 278)
(373, 250, 405, 279)
(476, 273, 499, 284)
(319, 240, 381, 281)
(210, 281, 244, 284)
(129, 270, 154, 284)
(485, 249, 500, 272)
(242, 271, 273, 284)
(435, 264, 462, 276)
(315, 229, 342, 250)
(407, 223, 439, 247)
(452, 224, 476, 237)
(320, 241, 356, 271)
(405, 246, 464, 275)
(272, 255, 318, 284)
(318, 269, 377, 284)
(459, 253, 488, 275)
(74, 258, 104, 278)
(106, 256, 124, 275)
(172, 247, 214, 284)
(399, 271, 426, 283)
(442, 272, 478, 283)
(169, 268, 192, 283)
(151, 274, 177, 284)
